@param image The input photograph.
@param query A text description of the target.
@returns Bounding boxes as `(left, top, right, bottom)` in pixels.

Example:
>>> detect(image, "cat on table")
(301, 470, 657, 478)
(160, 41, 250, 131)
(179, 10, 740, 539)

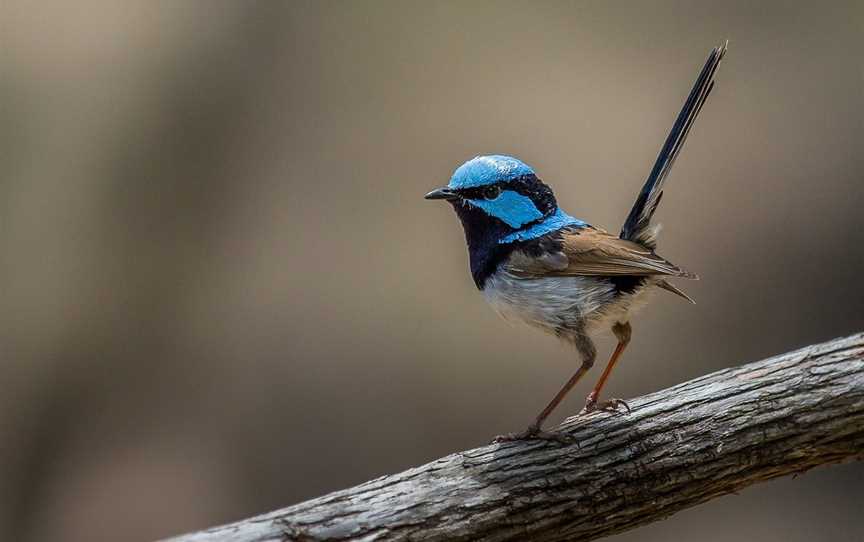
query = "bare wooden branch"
(167, 333, 864, 542)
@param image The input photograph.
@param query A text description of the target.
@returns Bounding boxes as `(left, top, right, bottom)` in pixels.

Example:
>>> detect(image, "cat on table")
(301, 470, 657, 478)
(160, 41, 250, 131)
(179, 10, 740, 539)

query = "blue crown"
(448, 155, 535, 189)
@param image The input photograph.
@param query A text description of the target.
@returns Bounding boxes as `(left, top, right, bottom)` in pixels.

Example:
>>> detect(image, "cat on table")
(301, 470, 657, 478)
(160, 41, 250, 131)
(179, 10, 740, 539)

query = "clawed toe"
(581, 396, 631, 415)
(492, 426, 574, 445)
(598, 398, 631, 413)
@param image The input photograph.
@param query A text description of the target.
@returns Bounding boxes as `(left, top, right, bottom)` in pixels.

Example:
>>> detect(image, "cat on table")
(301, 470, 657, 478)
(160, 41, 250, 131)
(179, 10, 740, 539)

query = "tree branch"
(167, 333, 864, 542)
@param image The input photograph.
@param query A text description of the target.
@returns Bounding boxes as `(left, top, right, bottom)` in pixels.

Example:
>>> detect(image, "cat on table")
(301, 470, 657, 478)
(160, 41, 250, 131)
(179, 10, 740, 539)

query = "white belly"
(482, 269, 655, 336)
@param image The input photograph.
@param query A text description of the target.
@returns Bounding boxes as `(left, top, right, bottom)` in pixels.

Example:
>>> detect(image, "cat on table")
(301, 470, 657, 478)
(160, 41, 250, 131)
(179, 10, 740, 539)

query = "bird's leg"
(582, 321, 632, 414)
(493, 330, 596, 444)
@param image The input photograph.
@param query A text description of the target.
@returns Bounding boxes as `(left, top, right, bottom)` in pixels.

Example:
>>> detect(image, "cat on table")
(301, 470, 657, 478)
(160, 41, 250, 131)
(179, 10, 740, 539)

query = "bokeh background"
(3, 1, 863, 541)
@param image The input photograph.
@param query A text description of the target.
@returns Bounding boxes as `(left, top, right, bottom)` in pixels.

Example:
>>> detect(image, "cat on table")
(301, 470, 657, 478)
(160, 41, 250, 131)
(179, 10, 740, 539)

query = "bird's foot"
(580, 395, 631, 415)
(491, 425, 574, 445)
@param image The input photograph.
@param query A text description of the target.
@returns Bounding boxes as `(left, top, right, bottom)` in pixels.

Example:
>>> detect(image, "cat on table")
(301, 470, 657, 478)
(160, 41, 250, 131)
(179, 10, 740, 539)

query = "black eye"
(482, 185, 501, 200)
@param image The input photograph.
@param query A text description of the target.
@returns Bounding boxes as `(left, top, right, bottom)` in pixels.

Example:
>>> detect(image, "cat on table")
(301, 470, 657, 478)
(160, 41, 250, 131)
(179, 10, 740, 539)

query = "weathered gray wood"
(167, 333, 864, 542)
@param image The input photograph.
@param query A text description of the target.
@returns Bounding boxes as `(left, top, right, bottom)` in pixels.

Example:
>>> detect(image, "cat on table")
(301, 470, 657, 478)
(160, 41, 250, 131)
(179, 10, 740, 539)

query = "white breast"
(482, 269, 655, 336)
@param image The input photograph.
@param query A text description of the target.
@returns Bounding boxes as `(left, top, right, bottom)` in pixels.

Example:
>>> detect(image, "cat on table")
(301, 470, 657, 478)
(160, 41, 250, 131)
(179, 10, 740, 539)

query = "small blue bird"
(425, 43, 726, 442)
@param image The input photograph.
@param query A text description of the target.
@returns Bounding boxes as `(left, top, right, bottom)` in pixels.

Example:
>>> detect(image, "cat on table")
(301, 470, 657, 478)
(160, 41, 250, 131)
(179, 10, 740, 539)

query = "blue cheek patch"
(467, 190, 544, 228)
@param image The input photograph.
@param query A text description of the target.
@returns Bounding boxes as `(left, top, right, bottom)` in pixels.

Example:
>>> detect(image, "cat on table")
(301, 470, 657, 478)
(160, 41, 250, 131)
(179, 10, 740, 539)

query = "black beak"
(424, 187, 459, 201)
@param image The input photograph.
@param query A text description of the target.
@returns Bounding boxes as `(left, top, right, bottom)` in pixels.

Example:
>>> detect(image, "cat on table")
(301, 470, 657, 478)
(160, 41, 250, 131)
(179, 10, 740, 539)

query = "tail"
(620, 41, 727, 249)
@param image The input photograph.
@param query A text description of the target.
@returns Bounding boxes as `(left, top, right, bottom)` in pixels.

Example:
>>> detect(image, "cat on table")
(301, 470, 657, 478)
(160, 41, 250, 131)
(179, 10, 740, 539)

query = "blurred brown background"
(3, 1, 863, 541)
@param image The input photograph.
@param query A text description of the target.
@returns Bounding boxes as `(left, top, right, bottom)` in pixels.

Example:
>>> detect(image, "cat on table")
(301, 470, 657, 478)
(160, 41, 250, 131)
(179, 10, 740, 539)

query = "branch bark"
(167, 333, 864, 542)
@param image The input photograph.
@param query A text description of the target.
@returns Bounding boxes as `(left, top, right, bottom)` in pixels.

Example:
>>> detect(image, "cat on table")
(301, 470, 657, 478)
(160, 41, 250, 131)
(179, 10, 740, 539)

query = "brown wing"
(505, 227, 696, 279)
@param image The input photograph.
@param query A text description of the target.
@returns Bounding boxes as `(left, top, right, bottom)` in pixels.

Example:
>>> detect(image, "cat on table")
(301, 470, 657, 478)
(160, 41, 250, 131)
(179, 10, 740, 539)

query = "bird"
(425, 43, 727, 443)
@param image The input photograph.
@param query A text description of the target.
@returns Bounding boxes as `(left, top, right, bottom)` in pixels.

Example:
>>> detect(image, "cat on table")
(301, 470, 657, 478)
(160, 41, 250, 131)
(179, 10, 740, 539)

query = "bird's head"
(425, 155, 559, 247)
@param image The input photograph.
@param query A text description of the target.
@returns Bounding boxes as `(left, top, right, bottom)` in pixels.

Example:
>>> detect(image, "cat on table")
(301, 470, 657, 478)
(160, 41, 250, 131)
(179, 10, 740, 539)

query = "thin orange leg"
(494, 358, 594, 444)
(531, 363, 593, 429)
(584, 321, 632, 413)
(494, 330, 597, 444)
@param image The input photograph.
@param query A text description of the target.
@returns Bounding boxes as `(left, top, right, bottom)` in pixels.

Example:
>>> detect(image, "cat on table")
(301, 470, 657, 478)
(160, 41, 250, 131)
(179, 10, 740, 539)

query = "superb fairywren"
(426, 43, 727, 442)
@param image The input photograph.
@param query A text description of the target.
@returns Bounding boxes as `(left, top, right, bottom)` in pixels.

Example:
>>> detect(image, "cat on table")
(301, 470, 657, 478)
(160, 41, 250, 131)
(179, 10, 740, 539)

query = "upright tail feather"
(620, 41, 727, 249)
